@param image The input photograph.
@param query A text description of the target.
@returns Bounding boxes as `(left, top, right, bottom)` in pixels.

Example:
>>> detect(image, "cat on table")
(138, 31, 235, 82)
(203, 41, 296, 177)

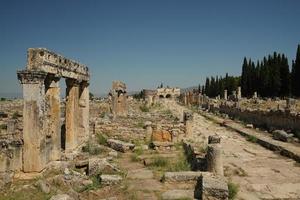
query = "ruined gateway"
(17, 48, 90, 172)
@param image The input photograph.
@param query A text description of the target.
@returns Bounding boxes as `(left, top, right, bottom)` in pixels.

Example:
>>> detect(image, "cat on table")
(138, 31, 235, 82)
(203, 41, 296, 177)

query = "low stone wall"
(214, 104, 300, 136)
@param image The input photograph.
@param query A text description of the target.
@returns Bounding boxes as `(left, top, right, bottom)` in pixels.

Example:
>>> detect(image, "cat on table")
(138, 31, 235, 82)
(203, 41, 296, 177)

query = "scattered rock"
(273, 130, 293, 142)
(246, 124, 254, 129)
(35, 179, 50, 194)
(50, 194, 74, 200)
(100, 174, 122, 185)
(89, 158, 121, 176)
(107, 139, 135, 152)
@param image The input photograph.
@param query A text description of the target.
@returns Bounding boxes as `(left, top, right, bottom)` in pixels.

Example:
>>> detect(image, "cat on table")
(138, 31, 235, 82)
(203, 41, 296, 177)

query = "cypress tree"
(292, 45, 300, 97)
(241, 57, 248, 97)
(279, 54, 290, 97)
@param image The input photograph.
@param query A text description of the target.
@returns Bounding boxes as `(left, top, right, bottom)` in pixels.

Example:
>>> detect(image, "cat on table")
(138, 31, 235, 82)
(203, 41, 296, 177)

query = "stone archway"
(17, 48, 90, 172)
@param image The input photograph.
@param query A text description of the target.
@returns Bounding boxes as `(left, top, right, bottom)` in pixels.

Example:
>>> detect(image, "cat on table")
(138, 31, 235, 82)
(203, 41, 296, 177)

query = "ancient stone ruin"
(109, 81, 127, 117)
(16, 48, 90, 172)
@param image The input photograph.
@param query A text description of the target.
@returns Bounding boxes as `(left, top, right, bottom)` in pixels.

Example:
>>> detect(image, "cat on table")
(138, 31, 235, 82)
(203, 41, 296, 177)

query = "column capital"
(80, 81, 89, 87)
(17, 70, 47, 84)
(66, 78, 81, 87)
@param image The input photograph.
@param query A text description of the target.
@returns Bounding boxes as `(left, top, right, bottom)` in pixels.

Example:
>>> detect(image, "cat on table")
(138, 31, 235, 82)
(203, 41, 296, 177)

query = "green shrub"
(0, 124, 7, 130)
(228, 182, 239, 200)
(247, 135, 257, 143)
(0, 98, 6, 101)
(12, 111, 20, 119)
(139, 105, 149, 112)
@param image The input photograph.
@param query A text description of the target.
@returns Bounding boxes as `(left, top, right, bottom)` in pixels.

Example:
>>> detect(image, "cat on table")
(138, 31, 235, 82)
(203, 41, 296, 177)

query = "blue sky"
(0, 0, 299, 96)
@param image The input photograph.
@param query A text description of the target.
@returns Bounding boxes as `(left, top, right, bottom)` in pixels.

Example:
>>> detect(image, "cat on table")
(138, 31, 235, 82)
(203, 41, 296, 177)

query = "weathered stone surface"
(163, 171, 203, 182)
(109, 81, 127, 117)
(208, 135, 221, 144)
(107, 139, 135, 153)
(100, 174, 122, 185)
(161, 189, 194, 200)
(152, 130, 172, 142)
(50, 194, 74, 200)
(195, 174, 228, 200)
(16, 48, 90, 173)
(35, 179, 50, 194)
(273, 130, 293, 142)
(206, 144, 223, 176)
(89, 158, 120, 176)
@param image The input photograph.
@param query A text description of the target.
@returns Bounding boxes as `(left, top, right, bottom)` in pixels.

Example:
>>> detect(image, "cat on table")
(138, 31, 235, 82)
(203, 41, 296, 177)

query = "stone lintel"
(26, 48, 89, 81)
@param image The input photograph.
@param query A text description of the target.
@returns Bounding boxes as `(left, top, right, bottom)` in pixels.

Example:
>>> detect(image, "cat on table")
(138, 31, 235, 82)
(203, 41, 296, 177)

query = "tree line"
(200, 74, 240, 98)
(201, 44, 300, 98)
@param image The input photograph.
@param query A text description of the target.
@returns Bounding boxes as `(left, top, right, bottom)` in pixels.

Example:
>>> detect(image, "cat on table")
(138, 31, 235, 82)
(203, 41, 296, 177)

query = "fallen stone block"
(107, 139, 135, 153)
(100, 174, 122, 185)
(89, 158, 121, 176)
(163, 171, 203, 182)
(273, 130, 293, 142)
(195, 173, 228, 200)
(152, 130, 172, 142)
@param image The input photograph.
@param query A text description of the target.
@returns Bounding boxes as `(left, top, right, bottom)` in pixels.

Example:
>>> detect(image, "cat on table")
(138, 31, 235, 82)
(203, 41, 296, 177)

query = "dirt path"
(163, 100, 300, 200)
(117, 153, 162, 200)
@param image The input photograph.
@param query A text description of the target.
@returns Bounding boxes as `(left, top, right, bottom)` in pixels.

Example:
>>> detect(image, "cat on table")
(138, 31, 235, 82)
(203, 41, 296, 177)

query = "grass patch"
(12, 111, 20, 119)
(151, 156, 169, 168)
(136, 121, 144, 128)
(139, 104, 149, 112)
(97, 133, 107, 145)
(167, 155, 190, 171)
(162, 109, 172, 115)
(82, 142, 102, 155)
(78, 174, 102, 192)
(0, 124, 7, 130)
(246, 135, 257, 143)
(228, 181, 239, 200)
(149, 154, 191, 172)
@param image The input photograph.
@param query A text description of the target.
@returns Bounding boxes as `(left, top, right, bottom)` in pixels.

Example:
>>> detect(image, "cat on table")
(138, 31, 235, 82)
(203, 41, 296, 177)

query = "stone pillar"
(224, 90, 227, 100)
(17, 70, 48, 172)
(184, 93, 187, 105)
(253, 91, 257, 99)
(237, 86, 241, 99)
(206, 143, 223, 176)
(45, 76, 61, 161)
(184, 111, 193, 136)
(65, 79, 80, 151)
(232, 91, 237, 99)
(144, 121, 153, 142)
(78, 81, 89, 145)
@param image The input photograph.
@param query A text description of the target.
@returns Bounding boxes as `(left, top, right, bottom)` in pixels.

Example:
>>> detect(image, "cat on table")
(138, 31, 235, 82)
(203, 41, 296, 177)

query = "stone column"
(237, 86, 241, 99)
(45, 76, 61, 161)
(253, 91, 257, 99)
(145, 121, 153, 142)
(65, 79, 80, 151)
(224, 90, 227, 100)
(78, 81, 89, 145)
(184, 93, 187, 105)
(206, 143, 223, 176)
(17, 70, 48, 172)
(184, 111, 193, 136)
